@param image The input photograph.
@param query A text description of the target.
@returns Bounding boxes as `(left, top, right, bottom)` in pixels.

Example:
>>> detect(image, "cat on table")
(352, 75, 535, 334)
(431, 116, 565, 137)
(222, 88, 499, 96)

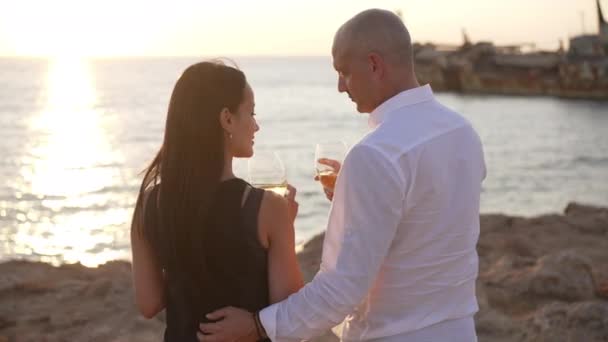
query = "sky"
(0, 0, 605, 57)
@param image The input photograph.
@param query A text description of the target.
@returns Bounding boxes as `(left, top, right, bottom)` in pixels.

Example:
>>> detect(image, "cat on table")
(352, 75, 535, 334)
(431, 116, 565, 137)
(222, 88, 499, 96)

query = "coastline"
(1, 202, 607, 341)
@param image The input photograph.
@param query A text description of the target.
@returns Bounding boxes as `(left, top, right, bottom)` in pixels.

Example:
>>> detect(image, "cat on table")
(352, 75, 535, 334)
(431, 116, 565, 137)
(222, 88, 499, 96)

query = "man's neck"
(375, 77, 420, 110)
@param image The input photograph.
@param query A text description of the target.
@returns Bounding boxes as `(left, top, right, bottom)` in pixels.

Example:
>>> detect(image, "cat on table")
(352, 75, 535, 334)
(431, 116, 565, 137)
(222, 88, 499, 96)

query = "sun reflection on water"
(11, 57, 128, 267)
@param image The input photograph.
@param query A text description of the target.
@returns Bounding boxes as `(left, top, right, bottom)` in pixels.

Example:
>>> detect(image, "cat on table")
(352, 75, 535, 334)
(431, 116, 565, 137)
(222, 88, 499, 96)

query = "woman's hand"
(286, 184, 298, 223)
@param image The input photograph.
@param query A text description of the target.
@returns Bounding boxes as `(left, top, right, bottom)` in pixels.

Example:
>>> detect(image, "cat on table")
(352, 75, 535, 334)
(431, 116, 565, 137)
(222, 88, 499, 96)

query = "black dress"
(144, 178, 270, 342)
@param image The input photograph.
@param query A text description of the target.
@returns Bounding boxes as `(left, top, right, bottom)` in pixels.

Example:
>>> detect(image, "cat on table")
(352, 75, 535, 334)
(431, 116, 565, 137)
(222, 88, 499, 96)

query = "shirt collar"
(368, 84, 434, 128)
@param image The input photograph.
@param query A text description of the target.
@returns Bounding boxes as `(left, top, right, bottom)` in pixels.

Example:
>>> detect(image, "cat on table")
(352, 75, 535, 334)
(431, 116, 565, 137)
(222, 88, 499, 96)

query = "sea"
(1, 56, 607, 266)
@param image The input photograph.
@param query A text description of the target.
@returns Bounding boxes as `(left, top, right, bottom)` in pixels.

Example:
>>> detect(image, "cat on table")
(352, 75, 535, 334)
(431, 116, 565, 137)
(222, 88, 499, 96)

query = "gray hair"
(333, 9, 413, 67)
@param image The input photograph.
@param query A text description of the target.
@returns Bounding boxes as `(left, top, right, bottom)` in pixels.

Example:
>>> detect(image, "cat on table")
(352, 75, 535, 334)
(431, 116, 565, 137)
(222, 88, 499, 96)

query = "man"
(198, 8, 485, 341)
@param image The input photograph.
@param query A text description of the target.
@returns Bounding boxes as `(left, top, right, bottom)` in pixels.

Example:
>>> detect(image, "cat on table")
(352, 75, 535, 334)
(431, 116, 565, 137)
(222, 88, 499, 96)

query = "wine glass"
(248, 150, 288, 196)
(315, 141, 347, 191)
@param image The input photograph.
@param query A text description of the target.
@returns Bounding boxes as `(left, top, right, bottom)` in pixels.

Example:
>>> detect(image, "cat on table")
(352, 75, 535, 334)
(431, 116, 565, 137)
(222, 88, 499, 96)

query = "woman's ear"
(219, 107, 233, 133)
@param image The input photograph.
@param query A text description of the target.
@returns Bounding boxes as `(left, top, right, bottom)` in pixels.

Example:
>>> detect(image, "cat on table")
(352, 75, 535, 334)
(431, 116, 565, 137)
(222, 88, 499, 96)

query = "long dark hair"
(131, 61, 246, 306)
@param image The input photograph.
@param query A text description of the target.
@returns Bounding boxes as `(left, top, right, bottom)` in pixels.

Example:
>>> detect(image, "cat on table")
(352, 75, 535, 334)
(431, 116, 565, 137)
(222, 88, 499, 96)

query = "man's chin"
(355, 103, 371, 114)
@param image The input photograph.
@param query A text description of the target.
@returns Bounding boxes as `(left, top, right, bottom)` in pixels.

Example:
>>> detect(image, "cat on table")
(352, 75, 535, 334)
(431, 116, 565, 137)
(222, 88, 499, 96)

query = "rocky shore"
(1, 202, 607, 342)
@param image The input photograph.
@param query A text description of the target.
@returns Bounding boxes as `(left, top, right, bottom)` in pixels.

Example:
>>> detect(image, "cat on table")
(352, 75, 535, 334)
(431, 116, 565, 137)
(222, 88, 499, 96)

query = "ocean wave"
(531, 155, 608, 170)
(0, 193, 66, 201)
(572, 155, 608, 166)
(90, 185, 139, 195)
(63, 163, 124, 171)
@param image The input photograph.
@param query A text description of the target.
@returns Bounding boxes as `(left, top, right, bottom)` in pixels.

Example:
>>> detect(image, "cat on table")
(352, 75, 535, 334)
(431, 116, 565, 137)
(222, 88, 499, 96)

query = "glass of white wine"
(248, 150, 288, 196)
(315, 141, 348, 191)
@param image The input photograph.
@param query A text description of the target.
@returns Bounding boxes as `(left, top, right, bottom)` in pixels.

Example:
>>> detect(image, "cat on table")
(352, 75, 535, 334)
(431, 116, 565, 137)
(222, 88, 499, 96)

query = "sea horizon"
(1, 56, 607, 266)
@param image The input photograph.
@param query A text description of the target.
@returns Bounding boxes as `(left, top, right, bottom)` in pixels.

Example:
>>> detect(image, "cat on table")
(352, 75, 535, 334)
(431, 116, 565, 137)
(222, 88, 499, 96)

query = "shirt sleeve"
(259, 144, 407, 341)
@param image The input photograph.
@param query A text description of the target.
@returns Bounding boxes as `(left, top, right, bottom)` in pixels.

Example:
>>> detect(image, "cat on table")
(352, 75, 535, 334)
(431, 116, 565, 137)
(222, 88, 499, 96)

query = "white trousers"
(353, 316, 477, 342)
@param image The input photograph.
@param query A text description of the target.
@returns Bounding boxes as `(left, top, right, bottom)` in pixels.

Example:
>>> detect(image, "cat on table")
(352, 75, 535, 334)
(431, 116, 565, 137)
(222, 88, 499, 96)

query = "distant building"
(411, 0, 608, 99)
(569, 0, 608, 57)
(599, 0, 608, 48)
(570, 35, 605, 57)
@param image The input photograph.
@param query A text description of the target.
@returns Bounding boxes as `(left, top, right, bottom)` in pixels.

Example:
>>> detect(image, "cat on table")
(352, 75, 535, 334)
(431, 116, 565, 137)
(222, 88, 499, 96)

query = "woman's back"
(131, 61, 302, 342)
(144, 178, 268, 341)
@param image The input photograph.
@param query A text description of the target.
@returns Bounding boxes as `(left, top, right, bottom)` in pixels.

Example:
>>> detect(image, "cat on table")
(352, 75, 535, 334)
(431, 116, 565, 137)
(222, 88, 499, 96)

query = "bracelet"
(253, 311, 268, 340)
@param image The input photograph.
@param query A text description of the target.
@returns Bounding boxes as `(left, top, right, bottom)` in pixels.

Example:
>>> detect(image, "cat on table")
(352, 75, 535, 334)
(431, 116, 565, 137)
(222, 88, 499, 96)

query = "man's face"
(332, 48, 377, 114)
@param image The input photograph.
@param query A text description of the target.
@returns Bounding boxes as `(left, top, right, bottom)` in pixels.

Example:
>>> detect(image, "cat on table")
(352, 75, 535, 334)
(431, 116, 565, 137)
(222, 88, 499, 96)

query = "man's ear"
(368, 52, 383, 77)
(219, 107, 233, 133)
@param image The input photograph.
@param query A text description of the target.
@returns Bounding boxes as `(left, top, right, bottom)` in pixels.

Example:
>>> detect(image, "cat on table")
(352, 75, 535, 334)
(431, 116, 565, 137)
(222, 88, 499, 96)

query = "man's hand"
(197, 306, 258, 342)
(314, 158, 341, 201)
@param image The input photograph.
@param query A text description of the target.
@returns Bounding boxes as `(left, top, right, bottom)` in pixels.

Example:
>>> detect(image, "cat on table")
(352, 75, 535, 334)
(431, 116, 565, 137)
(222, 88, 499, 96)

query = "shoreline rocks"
(1, 202, 607, 341)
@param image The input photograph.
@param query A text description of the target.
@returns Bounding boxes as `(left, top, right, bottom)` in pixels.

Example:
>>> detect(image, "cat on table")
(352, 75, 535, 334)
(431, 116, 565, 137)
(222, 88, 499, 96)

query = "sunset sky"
(0, 0, 605, 57)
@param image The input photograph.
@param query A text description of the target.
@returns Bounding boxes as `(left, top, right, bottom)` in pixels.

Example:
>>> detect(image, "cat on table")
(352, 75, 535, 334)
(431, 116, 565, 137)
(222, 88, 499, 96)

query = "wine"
(314, 141, 346, 196)
(257, 183, 289, 197)
(318, 170, 337, 190)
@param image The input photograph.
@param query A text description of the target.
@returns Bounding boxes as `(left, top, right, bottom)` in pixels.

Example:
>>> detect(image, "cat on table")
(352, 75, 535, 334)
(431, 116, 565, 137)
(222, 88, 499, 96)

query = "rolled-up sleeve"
(259, 144, 406, 341)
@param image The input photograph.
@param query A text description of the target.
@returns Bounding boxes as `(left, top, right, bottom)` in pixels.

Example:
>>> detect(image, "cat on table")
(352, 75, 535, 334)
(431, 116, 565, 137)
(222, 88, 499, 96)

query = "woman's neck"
(221, 152, 235, 181)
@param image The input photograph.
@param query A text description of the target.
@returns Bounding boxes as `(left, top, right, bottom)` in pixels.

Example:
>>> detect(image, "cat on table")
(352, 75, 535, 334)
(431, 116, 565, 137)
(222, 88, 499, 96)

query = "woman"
(131, 60, 304, 341)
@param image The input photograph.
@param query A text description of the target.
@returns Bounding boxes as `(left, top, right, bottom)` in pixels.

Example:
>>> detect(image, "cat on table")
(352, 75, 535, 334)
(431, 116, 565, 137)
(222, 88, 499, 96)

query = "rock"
(502, 236, 536, 258)
(84, 279, 113, 297)
(297, 233, 325, 282)
(0, 274, 20, 293)
(564, 202, 608, 235)
(527, 251, 596, 301)
(475, 307, 523, 341)
(0, 315, 16, 330)
(564, 202, 608, 217)
(597, 280, 608, 299)
(2, 203, 608, 342)
(524, 302, 608, 342)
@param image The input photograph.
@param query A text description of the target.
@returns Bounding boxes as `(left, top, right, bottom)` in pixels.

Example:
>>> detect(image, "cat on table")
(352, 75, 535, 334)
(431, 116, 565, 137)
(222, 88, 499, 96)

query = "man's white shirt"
(260, 84, 486, 341)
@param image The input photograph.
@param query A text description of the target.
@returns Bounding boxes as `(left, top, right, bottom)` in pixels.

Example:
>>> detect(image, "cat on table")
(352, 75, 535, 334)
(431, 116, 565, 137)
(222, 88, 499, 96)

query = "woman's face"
(229, 83, 259, 158)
